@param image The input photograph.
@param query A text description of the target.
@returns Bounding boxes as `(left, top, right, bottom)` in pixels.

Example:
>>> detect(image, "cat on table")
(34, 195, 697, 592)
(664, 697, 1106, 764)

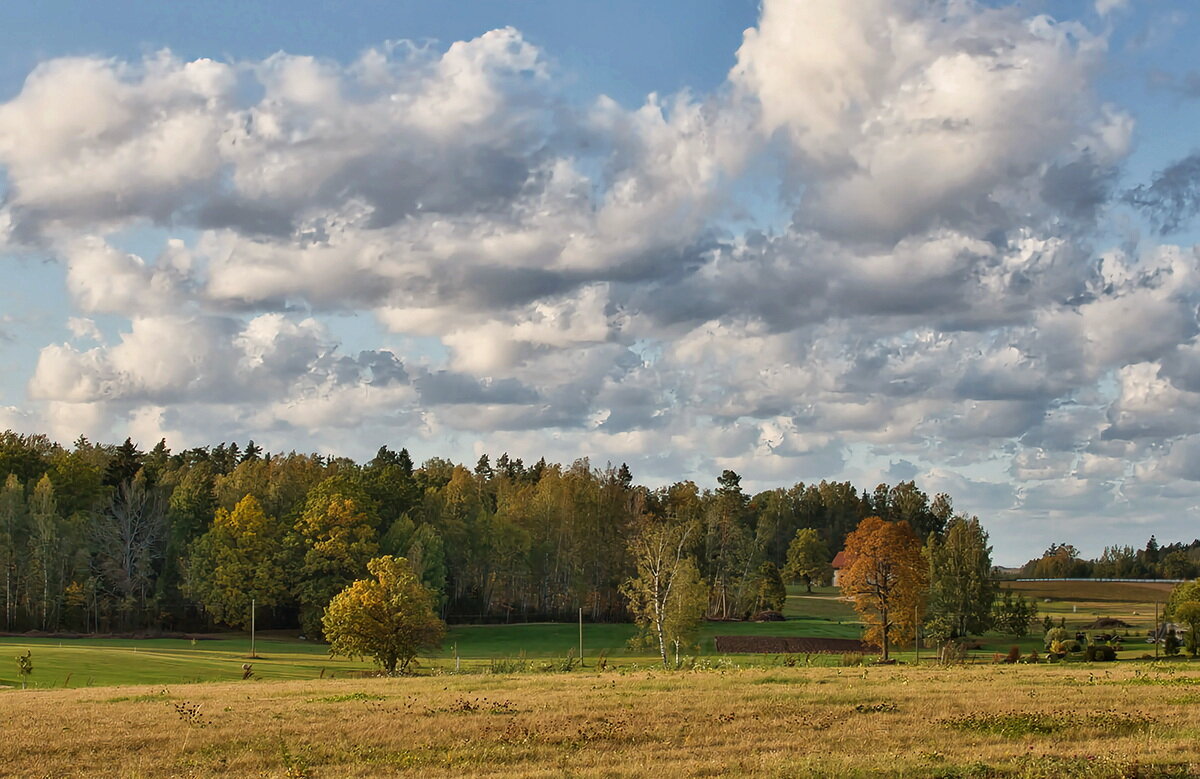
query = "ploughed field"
(3, 662, 1199, 777)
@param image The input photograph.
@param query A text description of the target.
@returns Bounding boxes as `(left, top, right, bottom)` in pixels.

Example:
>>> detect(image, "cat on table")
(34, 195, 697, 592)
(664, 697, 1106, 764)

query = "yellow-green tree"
(322, 555, 446, 674)
(1167, 579, 1200, 657)
(751, 561, 787, 613)
(783, 528, 831, 592)
(620, 514, 709, 667)
(183, 495, 292, 629)
(839, 516, 928, 661)
(294, 493, 379, 638)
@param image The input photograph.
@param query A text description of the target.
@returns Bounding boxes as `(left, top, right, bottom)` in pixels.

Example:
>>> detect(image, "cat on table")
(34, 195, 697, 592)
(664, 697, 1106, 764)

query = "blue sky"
(1, 0, 1200, 564)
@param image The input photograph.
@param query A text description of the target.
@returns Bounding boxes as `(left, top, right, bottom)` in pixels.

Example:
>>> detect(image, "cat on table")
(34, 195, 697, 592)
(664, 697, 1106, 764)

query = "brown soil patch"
(713, 635, 877, 654)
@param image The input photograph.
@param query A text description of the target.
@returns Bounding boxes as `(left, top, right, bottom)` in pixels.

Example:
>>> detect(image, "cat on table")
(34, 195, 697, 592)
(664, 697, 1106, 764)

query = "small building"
(831, 550, 848, 587)
(1148, 622, 1189, 643)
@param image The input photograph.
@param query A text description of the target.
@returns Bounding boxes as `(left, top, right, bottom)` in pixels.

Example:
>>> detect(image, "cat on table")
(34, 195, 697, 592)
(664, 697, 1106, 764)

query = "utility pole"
(579, 607, 584, 668)
(250, 597, 256, 659)
(1155, 601, 1160, 660)
(913, 603, 919, 664)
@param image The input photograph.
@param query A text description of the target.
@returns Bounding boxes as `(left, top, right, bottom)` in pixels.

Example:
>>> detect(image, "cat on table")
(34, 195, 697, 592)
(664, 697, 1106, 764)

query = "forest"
(0, 429, 1193, 639)
(0, 430, 960, 636)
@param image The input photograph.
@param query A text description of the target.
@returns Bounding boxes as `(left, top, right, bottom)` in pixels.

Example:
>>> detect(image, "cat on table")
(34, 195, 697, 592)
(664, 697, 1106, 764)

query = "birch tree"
(620, 514, 708, 666)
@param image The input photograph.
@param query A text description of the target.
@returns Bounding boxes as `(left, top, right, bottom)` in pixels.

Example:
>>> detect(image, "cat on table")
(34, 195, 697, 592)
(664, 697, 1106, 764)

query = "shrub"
(1084, 645, 1117, 662)
(490, 652, 531, 674)
(1044, 627, 1070, 650)
(1005, 646, 1021, 664)
(1164, 628, 1181, 657)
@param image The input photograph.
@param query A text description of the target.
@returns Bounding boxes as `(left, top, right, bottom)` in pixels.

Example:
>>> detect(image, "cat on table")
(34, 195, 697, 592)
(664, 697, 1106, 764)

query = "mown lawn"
(0, 579, 1175, 689)
(0, 611, 865, 689)
(0, 634, 376, 688)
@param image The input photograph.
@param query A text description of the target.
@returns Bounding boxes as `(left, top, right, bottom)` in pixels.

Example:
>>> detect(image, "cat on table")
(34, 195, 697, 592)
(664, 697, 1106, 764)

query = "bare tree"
(92, 476, 166, 628)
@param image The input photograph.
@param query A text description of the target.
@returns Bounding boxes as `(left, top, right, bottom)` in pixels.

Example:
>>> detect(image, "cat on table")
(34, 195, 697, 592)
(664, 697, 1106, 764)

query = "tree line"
(0, 430, 961, 637)
(1018, 538, 1200, 581)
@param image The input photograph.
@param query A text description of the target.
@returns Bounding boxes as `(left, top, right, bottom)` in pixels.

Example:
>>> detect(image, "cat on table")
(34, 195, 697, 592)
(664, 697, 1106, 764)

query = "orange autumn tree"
(839, 516, 929, 661)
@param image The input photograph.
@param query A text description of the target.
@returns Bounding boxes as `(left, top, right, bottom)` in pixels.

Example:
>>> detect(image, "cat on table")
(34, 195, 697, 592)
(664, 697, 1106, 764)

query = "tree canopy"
(839, 516, 928, 661)
(322, 555, 446, 674)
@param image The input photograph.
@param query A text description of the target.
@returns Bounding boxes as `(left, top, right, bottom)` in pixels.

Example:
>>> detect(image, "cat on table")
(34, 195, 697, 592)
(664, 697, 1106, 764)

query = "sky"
(1, 0, 1200, 565)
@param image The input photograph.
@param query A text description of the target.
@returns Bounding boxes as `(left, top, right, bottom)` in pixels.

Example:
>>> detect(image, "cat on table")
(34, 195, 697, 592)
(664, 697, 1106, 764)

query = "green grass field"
(0, 580, 1185, 689)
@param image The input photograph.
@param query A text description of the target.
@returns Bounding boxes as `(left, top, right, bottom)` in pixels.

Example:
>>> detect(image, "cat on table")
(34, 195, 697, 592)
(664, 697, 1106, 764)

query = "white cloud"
(732, 0, 1124, 242)
(1095, 0, 1129, 18)
(5, 2, 1200, 559)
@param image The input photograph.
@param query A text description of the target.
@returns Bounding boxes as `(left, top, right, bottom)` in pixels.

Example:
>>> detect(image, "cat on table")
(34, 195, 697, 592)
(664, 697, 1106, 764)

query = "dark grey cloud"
(1040, 158, 1116, 224)
(1126, 152, 1200, 234)
(414, 370, 539, 406)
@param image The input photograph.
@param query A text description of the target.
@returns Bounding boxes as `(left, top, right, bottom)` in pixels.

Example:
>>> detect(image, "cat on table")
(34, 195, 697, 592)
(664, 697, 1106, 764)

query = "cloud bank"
(1, 0, 1198, 560)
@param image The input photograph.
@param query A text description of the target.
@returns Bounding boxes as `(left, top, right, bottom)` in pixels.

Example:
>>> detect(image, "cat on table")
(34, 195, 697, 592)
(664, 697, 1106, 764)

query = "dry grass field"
(3, 662, 1199, 777)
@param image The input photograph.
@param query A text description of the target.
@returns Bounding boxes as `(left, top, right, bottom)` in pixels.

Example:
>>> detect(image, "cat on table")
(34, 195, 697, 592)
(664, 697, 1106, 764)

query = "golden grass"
(2, 662, 1200, 777)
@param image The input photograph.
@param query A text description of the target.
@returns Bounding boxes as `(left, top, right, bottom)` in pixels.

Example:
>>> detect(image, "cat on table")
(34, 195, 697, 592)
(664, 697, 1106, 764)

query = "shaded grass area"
(0, 613, 863, 688)
(3, 663, 1200, 777)
(0, 634, 376, 688)
(442, 614, 861, 661)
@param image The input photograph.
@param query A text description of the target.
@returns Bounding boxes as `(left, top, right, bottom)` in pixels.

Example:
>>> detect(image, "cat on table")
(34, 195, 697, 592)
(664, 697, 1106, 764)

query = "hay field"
(2, 662, 1199, 777)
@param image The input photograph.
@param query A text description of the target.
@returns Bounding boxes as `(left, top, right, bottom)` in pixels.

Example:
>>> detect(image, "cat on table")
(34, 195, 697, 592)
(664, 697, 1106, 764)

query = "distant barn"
(831, 550, 849, 587)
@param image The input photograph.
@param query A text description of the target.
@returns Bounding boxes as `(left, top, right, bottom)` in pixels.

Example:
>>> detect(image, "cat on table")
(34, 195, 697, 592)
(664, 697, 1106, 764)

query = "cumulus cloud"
(5, 0, 1200, 559)
(731, 0, 1127, 242)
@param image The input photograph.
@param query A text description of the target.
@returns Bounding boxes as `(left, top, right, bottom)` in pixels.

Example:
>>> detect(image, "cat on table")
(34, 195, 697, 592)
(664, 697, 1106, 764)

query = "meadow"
(1, 580, 1198, 776)
(2, 662, 1199, 777)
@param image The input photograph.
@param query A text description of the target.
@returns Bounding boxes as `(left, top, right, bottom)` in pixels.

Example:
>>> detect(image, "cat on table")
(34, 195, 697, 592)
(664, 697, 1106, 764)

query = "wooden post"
(1155, 601, 1160, 660)
(250, 598, 256, 659)
(579, 607, 584, 668)
(913, 602, 919, 664)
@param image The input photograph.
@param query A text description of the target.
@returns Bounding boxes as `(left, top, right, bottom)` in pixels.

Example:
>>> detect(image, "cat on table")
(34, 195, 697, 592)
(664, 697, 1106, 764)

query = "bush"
(1044, 627, 1070, 649)
(1084, 645, 1117, 662)
(1005, 645, 1021, 664)
(489, 653, 531, 674)
(938, 642, 967, 664)
(752, 610, 786, 622)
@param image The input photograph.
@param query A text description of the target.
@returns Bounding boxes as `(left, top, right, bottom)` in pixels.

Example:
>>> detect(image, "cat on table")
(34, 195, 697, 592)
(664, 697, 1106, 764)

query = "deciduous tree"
(92, 474, 166, 628)
(322, 555, 446, 674)
(925, 516, 995, 637)
(839, 516, 928, 661)
(783, 528, 831, 592)
(294, 492, 380, 638)
(1167, 579, 1200, 657)
(992, 589, 1037, 637)
(750, 561, 787, 613)
(183, 495, 292, 629)
(620, 514, 709, 666)
(0, 475, 25, 629)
